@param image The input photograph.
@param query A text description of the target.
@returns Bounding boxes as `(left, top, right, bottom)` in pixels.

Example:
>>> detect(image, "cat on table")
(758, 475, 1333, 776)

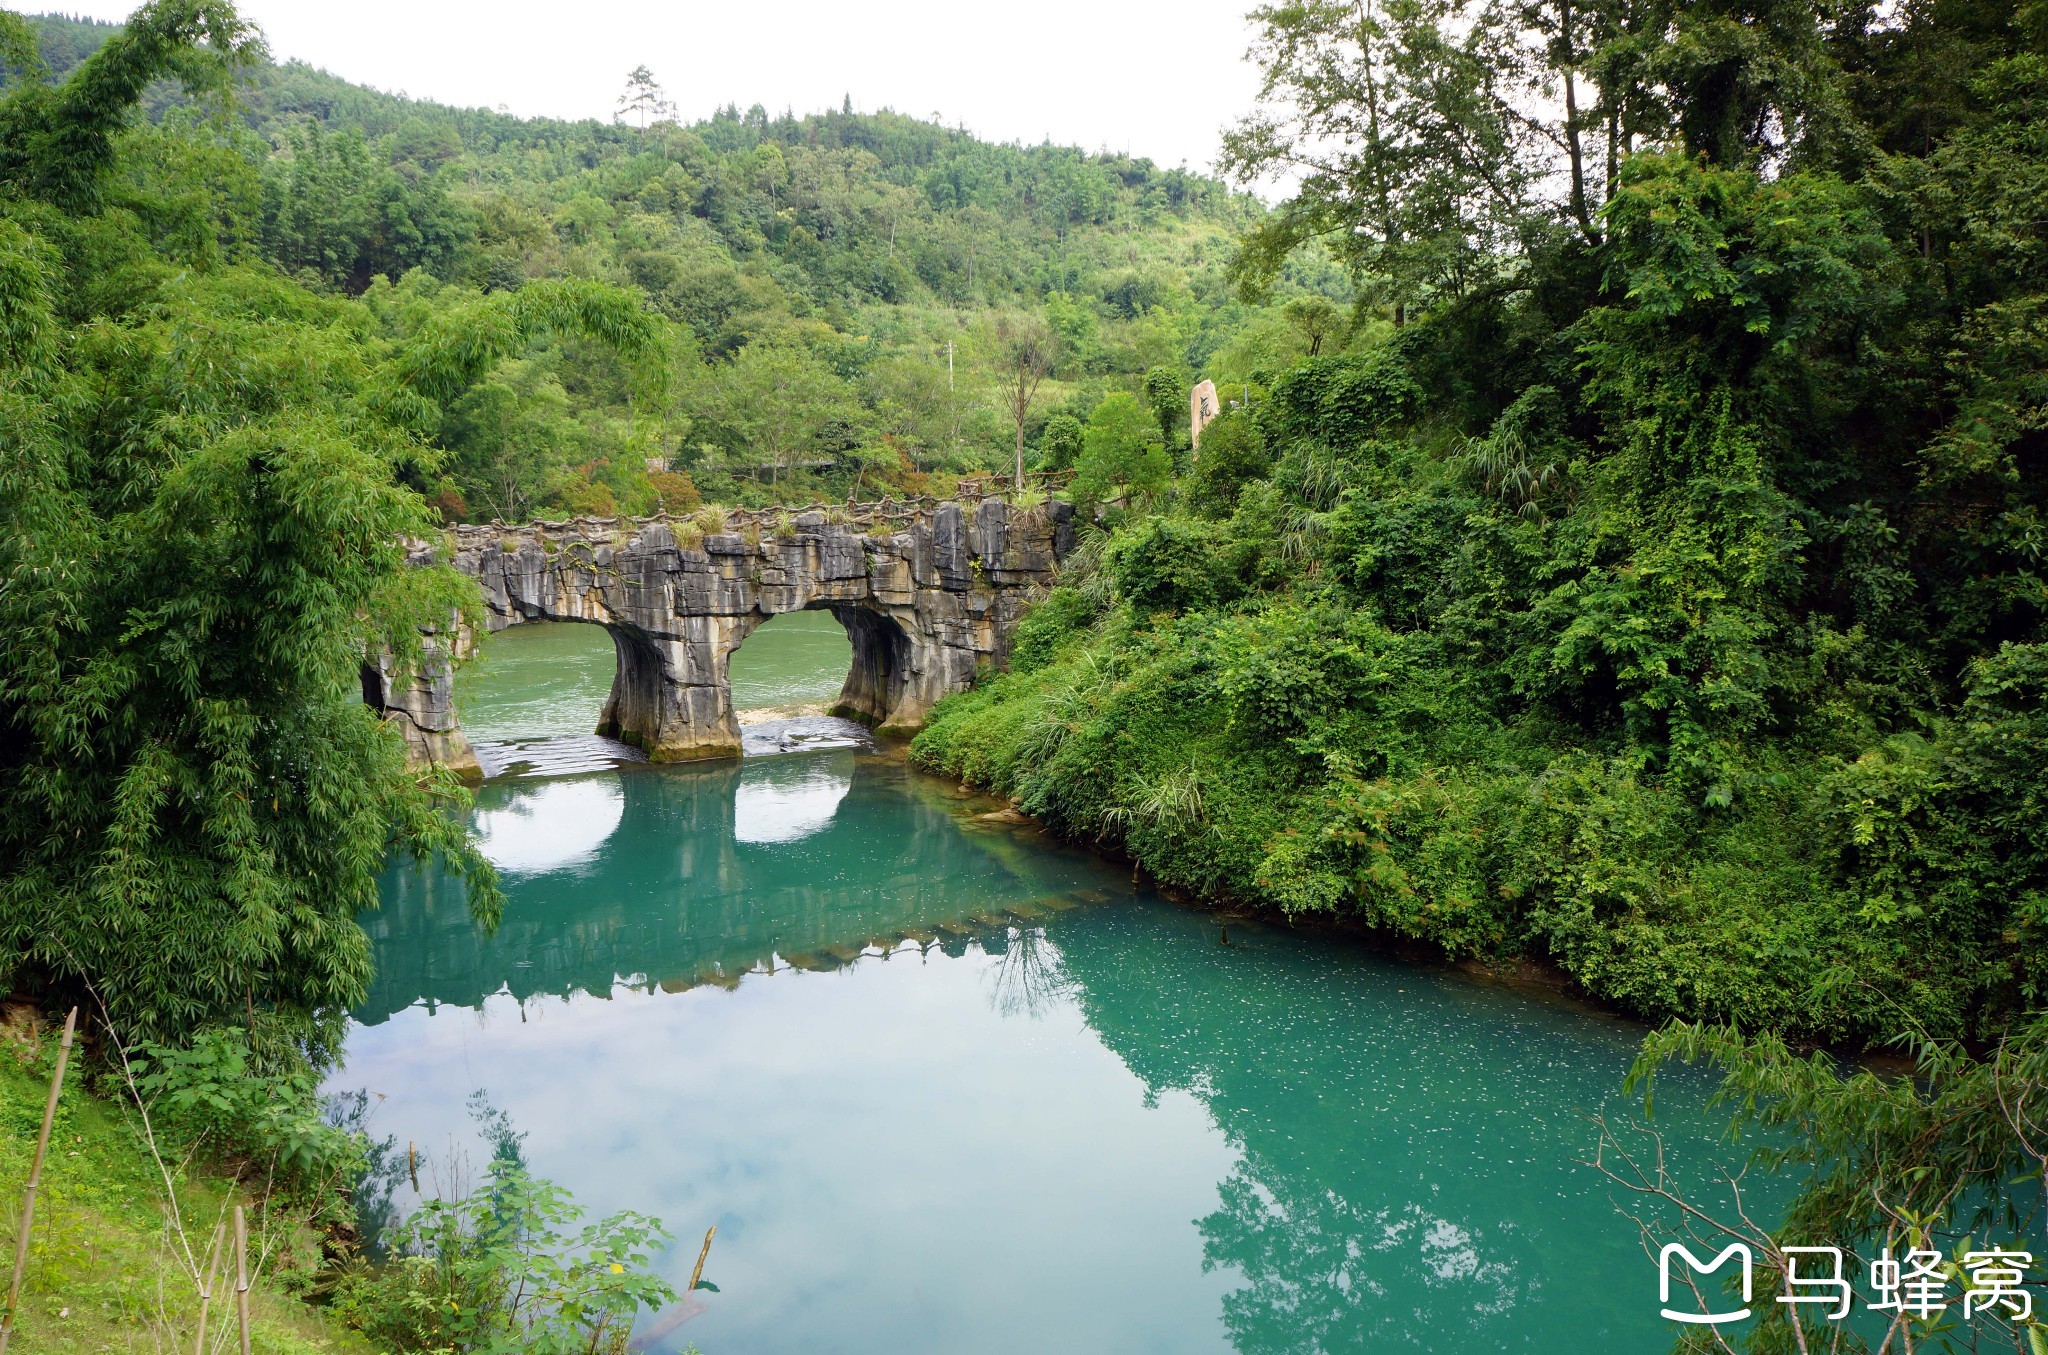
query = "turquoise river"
(337, 612, 1763, 1353)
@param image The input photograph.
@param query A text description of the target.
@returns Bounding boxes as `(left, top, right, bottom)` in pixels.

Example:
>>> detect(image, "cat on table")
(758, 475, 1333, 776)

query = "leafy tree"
(0, 11, 667, 1046)
(1185, 409, 1269, 517)
(986, 312, 1056, 488)
(712, 338, 865, 484)
(1142, 365, 1187, 447)
(0, 0, 256, 213)
(1222, 0, 1547, 309)
(260, 121, 474, 291)
(0, 252, 499, 1044)
(1071, 392, 1171, 509)
(1037, 411, 1084, 472)
(615, 64, 673, 129)
(1281, 295, 1343, 356)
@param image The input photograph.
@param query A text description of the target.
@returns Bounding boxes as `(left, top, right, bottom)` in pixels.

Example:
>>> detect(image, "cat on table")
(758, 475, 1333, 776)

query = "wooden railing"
(449, 469, 1076, 540)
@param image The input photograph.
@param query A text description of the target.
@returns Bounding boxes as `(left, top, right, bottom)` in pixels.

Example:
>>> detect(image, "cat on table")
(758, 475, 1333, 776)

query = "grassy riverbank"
(0, 1021, 370, 1355)
(911, 349, 2048, 1051)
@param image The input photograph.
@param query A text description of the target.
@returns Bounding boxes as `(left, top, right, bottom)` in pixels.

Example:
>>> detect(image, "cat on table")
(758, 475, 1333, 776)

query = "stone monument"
(1190, 379, 1220, 452)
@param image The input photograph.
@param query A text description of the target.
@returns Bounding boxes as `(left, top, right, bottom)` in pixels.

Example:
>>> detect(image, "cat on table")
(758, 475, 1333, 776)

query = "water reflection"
(360, 753, 1113, 1022)
(350, 754, 1750, 1353)
(731, 755, 852, 845)
(472, 776, 624, 875)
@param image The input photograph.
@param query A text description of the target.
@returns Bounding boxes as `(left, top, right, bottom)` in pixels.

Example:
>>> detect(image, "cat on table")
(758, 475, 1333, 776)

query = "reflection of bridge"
(365, 496, 1076, 775)
(356, 750, 1116, 1020)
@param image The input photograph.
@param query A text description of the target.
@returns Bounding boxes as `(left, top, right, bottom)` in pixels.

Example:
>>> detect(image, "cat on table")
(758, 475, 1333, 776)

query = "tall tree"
(0, 0, 257, 213)
(615, 65, 674, 129)
(713, 339, 865, 484)
(986, 313, 1056, 489)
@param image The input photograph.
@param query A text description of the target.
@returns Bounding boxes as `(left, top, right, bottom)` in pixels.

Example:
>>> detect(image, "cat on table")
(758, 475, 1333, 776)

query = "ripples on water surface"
(344, 619, 1757, 1352)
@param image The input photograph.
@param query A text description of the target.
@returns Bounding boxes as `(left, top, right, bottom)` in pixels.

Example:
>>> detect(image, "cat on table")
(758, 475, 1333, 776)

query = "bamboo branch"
(0, 1006, 78, 1355)
(193, 1220, 225, 1355)
(233, 1206, 250, 1355)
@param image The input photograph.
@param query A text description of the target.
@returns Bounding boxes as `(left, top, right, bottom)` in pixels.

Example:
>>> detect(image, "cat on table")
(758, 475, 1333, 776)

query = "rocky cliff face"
(368, 499, 1074, 771)
(362, 627, 479, 779)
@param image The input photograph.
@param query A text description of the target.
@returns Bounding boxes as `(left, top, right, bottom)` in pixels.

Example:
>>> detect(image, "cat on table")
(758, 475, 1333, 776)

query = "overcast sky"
(62, 0, 1274, 185)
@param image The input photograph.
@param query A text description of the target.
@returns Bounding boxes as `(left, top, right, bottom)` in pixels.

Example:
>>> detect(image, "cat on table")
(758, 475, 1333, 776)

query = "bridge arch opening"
(453, 621, 620, 746)
(824, 605, 915, 729)
(725, 609, 854, 721)
(723, 604, 917, 733)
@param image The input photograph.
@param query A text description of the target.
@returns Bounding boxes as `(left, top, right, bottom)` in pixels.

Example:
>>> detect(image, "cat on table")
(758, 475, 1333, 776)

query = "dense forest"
(907, 0, 2048, 1336)
(1, 0, 2044, 1349)
(14, 13, 1341, 521)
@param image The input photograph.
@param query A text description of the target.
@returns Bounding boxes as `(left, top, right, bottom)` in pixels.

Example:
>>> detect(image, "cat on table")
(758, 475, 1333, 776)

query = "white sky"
(61, 0, 1273, 184)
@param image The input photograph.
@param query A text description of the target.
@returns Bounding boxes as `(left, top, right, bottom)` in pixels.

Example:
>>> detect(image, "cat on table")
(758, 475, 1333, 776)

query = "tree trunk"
(1559, 0, 1594, 240)
(1605, 105, 1620, 206)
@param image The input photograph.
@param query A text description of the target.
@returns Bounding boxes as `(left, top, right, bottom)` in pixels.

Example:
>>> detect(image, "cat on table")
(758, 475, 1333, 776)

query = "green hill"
(13, 12, 1336, 519)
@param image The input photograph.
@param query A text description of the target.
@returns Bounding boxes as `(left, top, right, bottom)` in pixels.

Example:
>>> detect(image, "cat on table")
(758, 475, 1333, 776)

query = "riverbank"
(0, 1017, 370, 1355)
(930, 752, 1630, 1020)
(901, 581, 2013, 1052)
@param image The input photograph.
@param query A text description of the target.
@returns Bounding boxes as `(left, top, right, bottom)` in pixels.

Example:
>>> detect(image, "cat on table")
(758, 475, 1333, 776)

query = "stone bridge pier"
(367, 499, 1075, 771)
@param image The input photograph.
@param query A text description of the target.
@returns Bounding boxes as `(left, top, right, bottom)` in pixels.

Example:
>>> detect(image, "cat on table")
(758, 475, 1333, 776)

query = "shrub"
(129, 1027, 364, 1201)
(1106, 517, 1235, 614)
(1186, 409, 1270, 517)
(1008, 586, 1098, 673)
(332, 1160, 677, 1355)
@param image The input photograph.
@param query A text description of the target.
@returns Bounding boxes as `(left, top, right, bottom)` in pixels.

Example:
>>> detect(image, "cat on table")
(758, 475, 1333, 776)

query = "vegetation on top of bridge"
(443, 470, 1078, 541)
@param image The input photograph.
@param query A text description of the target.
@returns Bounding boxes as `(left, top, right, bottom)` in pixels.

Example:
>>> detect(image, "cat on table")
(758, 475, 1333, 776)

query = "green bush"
(1186, 409, 1270, 517)
(129, 1028, 364, 1201)
(1007, 585, 1098, 673)
(1106, 517, 1235, 614)
(332, 1161, 676, 1355)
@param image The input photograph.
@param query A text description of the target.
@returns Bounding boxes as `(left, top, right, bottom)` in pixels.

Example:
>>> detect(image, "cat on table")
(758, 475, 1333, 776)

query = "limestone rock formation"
(362, 629, 480, 779)
(372, 499, 1075, 770)
(1190, 379, 1219, 451)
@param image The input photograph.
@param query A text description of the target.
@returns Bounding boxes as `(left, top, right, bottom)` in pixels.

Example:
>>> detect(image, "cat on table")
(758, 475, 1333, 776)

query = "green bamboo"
(0, 1006, 79, 1355)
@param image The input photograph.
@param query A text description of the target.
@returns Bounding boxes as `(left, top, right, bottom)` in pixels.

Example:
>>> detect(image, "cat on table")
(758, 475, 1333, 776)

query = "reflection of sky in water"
(352, 746, 1761, 1353)
(732, 757, 851, 844)
(472, 777, 623, 874)
(340, 950, 1240, 1355)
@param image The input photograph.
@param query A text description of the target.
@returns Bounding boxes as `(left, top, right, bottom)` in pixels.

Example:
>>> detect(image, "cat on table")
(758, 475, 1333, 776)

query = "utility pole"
(947, 339, 958, 460)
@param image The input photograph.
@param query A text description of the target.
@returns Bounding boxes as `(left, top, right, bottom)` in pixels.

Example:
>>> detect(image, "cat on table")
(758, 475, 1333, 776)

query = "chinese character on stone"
(1962, 1249, 2033, 1322)
(1870, 1249, 1949, 1318)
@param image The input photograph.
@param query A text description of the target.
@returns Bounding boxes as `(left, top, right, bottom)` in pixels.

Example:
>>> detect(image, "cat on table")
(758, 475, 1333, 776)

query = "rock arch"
(367, 499, 1075, 772)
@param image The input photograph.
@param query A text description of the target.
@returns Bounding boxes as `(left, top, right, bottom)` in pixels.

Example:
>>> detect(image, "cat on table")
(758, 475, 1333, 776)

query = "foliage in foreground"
(332, 1161, 677, 1355)
(918, 7, 2048, 1048)
(0, 0, 728, 1046)
(0, 1021, 373, 1352)
(1599, 1015, 2047, 1354)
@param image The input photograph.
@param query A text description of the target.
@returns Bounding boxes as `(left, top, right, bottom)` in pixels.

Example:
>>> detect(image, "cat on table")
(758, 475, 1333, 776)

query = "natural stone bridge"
(364, 497, 1077, 775)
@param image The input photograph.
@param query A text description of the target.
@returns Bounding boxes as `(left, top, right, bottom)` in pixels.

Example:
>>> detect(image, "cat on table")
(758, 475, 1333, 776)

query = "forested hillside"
(14, 13, 1333, 523)
(916, 0, 2048, 1052)
(3, 2, 2045, 1347)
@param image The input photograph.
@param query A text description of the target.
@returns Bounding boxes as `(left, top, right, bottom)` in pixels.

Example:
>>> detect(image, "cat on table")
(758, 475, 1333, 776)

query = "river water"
(341, 615, 1754, 1353)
